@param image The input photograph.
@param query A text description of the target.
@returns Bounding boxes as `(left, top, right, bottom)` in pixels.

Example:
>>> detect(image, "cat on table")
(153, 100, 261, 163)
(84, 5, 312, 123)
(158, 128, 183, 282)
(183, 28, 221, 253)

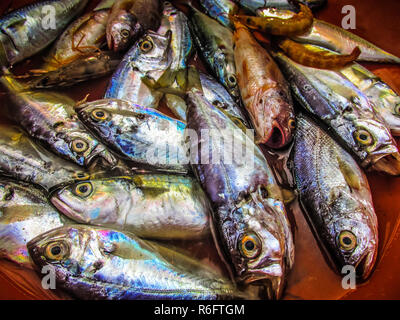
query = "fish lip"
(51, 196, 87, 224)
(354, 249, 377, 281)
(262, 122, 289, 149)
(369, 152, 400, 176)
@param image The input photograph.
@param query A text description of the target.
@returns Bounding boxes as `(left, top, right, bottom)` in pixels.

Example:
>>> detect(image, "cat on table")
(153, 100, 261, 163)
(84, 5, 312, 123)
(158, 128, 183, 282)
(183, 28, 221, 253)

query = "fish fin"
(164, 93, 187, 121)
(186, 66, 202, 92)
(281, 188, 297, 204)
(141, 75, 185, 98)
(5, 18, 27, 30)
(337, 156, 361, 190)
(176, 68, 188, 90)
(75, 94, 90, 108)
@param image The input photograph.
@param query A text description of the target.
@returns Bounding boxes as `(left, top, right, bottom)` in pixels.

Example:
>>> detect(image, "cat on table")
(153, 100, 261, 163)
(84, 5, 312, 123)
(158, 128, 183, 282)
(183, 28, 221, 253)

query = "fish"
(76, 98, 189, 174)
(50, 174, 211, 240)
(233, 22, 295, 148)
(340, 63, 400, 136)
(0, 0, 89, 66)
(27, 225, 244, 299)
(188, 6, 240, 100)
(293, 19, 400, 64)
(0, 124, 87, 191)
(0, 179, 71, 269)
(293, 114, 378, 280)
(106, 0, 161, 52)
(26, 51, 122, 89)
(41, 8, 110, 71)
(104, 29, 171, 108)
(199, 0, 240, 29)
(273, 51, 400, 175)
(186, 88, 294, 299)
(0, 72, 126, 171)
(233, 3, 313, 37)
(235, 0, 327, 12)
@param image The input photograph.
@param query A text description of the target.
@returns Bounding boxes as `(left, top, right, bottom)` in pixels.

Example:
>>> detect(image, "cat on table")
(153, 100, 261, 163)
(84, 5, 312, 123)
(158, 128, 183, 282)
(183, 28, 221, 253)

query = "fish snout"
(263, 121, 290, 149)
(355, 246, 378, 281)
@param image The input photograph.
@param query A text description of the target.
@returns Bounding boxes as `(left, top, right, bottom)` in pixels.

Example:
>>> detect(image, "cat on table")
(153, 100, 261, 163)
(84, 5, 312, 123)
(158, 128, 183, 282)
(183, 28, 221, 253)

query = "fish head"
(50, 178, 137, 225)
(328, 212, 378, 281)
(222, 188, 293, 299)
(107, 10, 140, 52)
(352, 119, 400, 175)
(373, 84, 400, 136)
(214, 50, 240, 100)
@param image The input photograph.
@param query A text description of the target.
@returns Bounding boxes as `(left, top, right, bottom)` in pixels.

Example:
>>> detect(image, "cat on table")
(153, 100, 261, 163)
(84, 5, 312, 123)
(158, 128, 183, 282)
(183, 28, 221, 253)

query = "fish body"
(0, 179, 71, 268)
(186, 89, 294, 299)
(188, 6, 240, 100)
(0, 124, 86, 191)
(233, 24, 295, 148)
(340, 63, 400, 136)
(235, 0, 326, 12)
(42, 9, 110, 70)
(27, 225, 242, 299)
(106, 0, 161, 52)
(104, 29, 171, 108)
(77, 98, 189, 174)
(0, 74, 123, 170)
(0, 0, 88, 65)
(274, 52, 400, 175)
(50, 175, 210, 240)
(199, 0, 239, 29)
(293, 114, 378, 280)
(293, 19, 400, 64)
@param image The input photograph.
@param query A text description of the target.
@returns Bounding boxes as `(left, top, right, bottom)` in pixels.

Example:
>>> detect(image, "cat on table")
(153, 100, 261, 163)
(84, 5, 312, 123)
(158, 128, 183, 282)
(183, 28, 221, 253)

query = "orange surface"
(0, 0, 400, 300)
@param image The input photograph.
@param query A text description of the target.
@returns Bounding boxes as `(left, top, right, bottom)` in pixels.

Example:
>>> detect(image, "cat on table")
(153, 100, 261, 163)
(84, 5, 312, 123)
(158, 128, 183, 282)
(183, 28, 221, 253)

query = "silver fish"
(27, 225, 245, 299)
(293, 114, 378, 280)
(0, 0, 88, 65)
(50, 175, 210, 240)
(199, 0, 239, 29)
(0, 179, 71, 269)
(235, 0, 327, 12)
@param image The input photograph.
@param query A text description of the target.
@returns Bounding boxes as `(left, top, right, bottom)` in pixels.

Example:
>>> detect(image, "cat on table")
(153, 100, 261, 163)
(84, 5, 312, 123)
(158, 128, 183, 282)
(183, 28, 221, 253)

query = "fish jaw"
(370, 152, 400, 176)
(107, 11, 140, 52)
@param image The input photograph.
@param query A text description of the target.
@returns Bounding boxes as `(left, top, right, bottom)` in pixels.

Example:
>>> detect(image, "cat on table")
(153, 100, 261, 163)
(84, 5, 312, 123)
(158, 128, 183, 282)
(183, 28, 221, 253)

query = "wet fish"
(0, 179, 71, 269)
(77, 98, 189, 174)
(0, 73, 125, 171)
(0, 124, 86, 191)
(186, 89, 294, 299)
(0, 0, 88, 66)
(273, 51, 400, 175)
(235, 0, 326, 12)
(106, 0, 161, 52)
(233, 23, 295, 148)
(199, 0, 239, 29)
(293, 19, 400, 64)
(293, 114, 378, 280)
(26, 51, 122, 89)
(50, 175, 210, 240)
(104, 29, 171, 108)
(188, 6, 240, 100)
(340, 63, 400, 136)
(27, 225, 244, 299)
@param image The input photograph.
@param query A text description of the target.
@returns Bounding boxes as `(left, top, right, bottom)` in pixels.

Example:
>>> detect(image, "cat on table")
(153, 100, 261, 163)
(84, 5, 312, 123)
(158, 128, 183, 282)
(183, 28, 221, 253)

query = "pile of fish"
(0, 0, 399, 300)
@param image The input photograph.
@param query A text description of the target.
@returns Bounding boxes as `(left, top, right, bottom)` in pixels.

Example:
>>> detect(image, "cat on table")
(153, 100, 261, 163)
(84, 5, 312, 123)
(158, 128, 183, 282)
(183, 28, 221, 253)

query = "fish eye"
(45, 241, 69, 261)
(354, 129, 373, 146)
(338, 230, 357, 251)
(226, 74, 237, 87)
(140, 39, 153, 53)
(238, 233, 262, 259)
(91, 109, 109, 122)
(121, 29, 130, 38)
(288, 118, 296, 129)
(73, 182, 93, 198)
(394, 103, 400, 116)
(72, 139, 89, 154)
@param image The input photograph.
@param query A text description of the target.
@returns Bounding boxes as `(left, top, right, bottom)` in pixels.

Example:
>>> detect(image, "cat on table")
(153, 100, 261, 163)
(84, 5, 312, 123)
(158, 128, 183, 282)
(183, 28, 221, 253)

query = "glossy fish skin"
(340, 63, 400, 136)
(188, 6, 240, 100)
(0, 124, 86, 191)
(293, 19, 400, 64)
(0, 0, 88, 66)
(0, 74, 123, 170)
(233, 24, 295, 148)
(50, 175, 210, 240)
(274, 52, 400, 175)
(27, 51, 122, 89)
(104, 29, 171, 108)
(42, 9, 110, 71)
(0, 179, 71, 269)
(106, 0, 161, 52)
(235, 0, 326, 12)
(27, 225, 242, 300)
(186, 89, 294, 299)
(293, 115, 378, 280)
(199, 0, 239, 29)
(77, 98, 189, 174)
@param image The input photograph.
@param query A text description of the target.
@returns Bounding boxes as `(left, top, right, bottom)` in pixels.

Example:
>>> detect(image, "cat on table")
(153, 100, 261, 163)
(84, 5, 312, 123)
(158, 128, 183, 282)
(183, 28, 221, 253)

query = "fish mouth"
(370, 152, 400, 176)
(51, 196, 87, 224)
(355, 249, 377, 281)
(263, 122, 289, 149)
